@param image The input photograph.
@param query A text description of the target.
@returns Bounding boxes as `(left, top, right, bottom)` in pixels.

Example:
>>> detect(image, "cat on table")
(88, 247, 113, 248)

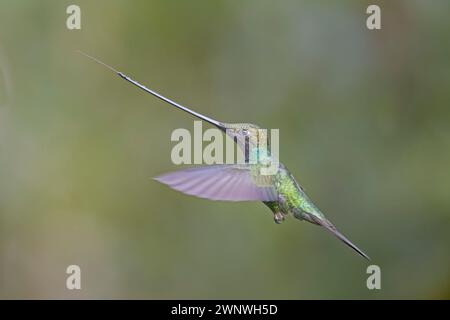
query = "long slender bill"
(77, 51, 226, 130)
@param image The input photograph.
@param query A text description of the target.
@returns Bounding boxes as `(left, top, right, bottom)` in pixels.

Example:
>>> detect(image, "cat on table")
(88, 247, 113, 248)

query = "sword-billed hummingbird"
(79, 51, 370, 260)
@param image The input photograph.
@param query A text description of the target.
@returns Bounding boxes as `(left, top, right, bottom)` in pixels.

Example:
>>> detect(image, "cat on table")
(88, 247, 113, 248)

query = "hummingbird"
(79, 51, 370, 260)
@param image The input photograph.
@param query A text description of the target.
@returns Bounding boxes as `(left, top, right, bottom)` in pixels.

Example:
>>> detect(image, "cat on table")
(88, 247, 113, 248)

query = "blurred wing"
(154, 165, 278, 201)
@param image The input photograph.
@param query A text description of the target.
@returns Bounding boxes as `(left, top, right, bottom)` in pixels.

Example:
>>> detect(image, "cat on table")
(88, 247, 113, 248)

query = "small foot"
(273, 212, 285, 224)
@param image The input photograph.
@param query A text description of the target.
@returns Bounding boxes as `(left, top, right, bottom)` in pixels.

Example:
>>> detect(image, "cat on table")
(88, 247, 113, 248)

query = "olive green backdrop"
(0, 0, 449, 299)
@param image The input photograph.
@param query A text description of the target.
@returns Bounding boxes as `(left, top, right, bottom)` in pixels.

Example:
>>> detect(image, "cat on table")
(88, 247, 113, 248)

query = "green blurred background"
(0, 0, 449, 299)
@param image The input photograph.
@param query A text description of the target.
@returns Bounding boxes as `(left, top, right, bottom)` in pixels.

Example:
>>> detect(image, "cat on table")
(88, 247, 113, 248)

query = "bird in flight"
(79, 51, 370, 260)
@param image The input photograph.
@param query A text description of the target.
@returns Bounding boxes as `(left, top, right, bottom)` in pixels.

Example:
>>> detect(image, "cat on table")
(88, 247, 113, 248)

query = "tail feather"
(317, 218, 370, 260)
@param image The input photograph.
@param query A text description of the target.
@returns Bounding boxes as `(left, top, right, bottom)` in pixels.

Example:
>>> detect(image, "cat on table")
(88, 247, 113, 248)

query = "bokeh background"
(0, 0, 449, 299)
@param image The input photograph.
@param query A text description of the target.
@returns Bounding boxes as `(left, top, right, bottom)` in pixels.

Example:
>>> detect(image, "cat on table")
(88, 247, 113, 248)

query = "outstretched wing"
(154, 165, 278, 202)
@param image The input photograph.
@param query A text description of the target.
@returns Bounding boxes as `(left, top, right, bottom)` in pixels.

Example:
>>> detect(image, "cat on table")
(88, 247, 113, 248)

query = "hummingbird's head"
(220, 122, 262, 150)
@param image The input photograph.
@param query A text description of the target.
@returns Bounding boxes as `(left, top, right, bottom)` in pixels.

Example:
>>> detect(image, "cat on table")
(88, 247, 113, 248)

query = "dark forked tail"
(317, 217, 370, 260)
